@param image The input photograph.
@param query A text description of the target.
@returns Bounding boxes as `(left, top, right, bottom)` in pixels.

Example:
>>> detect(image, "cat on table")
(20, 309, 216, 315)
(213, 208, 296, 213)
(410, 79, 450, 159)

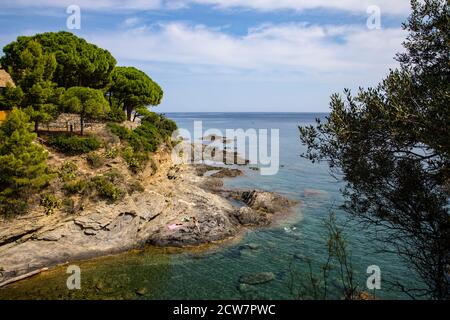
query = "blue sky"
(0, 0, 411, 112)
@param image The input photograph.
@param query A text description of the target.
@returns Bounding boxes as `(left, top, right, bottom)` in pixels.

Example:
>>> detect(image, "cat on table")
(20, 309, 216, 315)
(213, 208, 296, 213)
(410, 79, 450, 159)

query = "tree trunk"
(34, 121, 39, 133)
(80, 115, 84, 136)
(126, 105, 132, 121)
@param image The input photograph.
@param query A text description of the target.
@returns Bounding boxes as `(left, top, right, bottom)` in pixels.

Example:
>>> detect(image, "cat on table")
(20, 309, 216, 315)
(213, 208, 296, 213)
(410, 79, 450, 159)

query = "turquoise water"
(0, 113, 423, 300)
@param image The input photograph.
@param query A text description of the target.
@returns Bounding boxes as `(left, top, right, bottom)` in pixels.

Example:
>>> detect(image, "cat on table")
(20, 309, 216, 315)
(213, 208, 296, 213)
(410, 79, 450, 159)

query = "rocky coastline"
(0, 148, 298, 287)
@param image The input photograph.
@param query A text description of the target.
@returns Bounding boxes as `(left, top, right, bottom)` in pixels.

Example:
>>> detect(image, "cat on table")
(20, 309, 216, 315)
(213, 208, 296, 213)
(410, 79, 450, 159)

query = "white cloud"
(187, 0, 411, 15)
(88, 22, 406, 83)
(1, 0, 162, 10)
(1, 0, 411, 15)
(121, 17, 142, 28)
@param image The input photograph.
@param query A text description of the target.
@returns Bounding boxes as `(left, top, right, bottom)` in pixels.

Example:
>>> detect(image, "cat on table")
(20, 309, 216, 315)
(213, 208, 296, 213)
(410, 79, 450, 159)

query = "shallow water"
(0, 113, 424, 300)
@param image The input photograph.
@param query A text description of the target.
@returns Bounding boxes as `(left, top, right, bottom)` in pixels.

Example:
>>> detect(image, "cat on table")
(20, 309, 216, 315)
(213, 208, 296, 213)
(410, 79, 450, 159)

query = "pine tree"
(0, 108, 53, 216)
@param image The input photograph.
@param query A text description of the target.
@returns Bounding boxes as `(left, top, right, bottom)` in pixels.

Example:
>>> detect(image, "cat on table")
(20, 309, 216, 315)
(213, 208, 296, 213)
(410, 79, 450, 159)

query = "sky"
(0, 0, 412, 112)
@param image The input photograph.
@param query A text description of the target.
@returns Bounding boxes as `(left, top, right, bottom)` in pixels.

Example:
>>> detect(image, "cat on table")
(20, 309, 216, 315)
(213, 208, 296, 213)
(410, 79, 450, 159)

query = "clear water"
(0, 113, 424, 300)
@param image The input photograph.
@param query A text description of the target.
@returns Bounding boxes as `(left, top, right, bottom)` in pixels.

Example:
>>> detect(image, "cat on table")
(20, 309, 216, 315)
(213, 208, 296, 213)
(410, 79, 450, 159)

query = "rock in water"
(239, 272, 275, 285)
(211, 168, 243, 178)
(235, 207, 270, 226)
(241, 190, 296, 213)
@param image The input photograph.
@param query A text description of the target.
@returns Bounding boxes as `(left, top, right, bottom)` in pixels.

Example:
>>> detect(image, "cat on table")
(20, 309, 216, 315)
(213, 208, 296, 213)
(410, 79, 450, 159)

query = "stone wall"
(37, 113, 104, 133)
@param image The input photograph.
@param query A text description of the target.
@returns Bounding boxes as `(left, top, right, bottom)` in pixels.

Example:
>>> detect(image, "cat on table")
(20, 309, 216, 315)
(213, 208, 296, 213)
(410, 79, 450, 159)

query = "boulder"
(234, 207, 270, 226)
(241, 190, 296, 214)
(211, 168, 243, 178)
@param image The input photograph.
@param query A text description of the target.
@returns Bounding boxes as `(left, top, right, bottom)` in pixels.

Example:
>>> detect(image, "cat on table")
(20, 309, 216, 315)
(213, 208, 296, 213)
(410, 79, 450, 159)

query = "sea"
(0, 113, 424, 300)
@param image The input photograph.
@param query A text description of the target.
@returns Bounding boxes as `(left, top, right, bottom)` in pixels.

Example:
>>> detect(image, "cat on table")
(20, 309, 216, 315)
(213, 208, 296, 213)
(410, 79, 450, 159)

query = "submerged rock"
(239, 272, 275, 285)
(135, 287, 148, 296)
(238, 283, 257, 293)
(244, 243, 261, 250)
(303, 188, 328, 198)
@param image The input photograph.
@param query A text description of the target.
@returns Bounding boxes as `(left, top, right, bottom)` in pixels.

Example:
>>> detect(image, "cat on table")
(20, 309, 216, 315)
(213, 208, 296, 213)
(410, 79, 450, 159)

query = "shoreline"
(0, 147, 299, 288)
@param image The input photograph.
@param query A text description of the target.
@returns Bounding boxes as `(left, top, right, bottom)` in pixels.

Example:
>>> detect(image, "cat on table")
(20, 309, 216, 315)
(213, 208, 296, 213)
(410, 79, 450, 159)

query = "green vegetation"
(299, 0, 449, 299)
(91, 175, 124, 202)
(62, 198, 76, 214)
(40, 194, 61, 215)
(107, 66, 163, 121)
(86, 152, 104, 168)
(104, 147, 119, 159)
(107, 112, 177, 172)
(63, 179, 91, 196)
(58, 161, 78, 181)
(106, 105, 127, 123)
(121, 146, 148, 173)
(63, 171, 124, 203)
(48, 134, 102, 155)
(61, 87, 110, 135)
(107, 123, 131, 140)
(1, 31, 116, 89)
(0, 31, 164, 132)
(0, 31, 176, 217)
(0, 109, 53, 216)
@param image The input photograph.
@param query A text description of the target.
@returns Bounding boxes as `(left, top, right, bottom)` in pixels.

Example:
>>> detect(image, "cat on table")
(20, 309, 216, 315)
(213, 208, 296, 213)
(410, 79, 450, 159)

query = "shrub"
(155, 116, 177, 137)
(92, 175, 124, 202)
(106, 106, 127, 123)
(58, 161, 78, 181)
(131, 122, 161, 152)
(63, 179, 92, 195)
(62, 198, 76, 214)
(122, 147, 148, 173)
(48, 134, 102, 155)
(86, 152, 104, 168)
(105, 147, 119, 159)
(107, 113, 178, 172)
(40, 194, 61, 215)
(107, 123, 131, 140)
(103, 168, 123, 182)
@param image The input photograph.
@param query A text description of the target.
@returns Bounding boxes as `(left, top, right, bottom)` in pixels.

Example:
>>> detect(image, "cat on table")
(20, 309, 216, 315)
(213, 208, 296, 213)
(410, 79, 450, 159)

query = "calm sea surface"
(0, 113, 423, 299)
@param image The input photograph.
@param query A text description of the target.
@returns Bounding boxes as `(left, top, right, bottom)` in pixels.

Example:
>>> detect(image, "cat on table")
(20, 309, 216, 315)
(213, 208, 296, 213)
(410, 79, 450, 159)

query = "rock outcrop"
(0, 147, 297, 286)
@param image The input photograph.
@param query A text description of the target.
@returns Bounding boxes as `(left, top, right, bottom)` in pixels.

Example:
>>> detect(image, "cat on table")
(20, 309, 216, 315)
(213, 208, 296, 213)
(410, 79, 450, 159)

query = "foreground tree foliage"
(108, 66, 163, 121)
(0, 109, 53, 216)
(299, 0, 449, 299)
